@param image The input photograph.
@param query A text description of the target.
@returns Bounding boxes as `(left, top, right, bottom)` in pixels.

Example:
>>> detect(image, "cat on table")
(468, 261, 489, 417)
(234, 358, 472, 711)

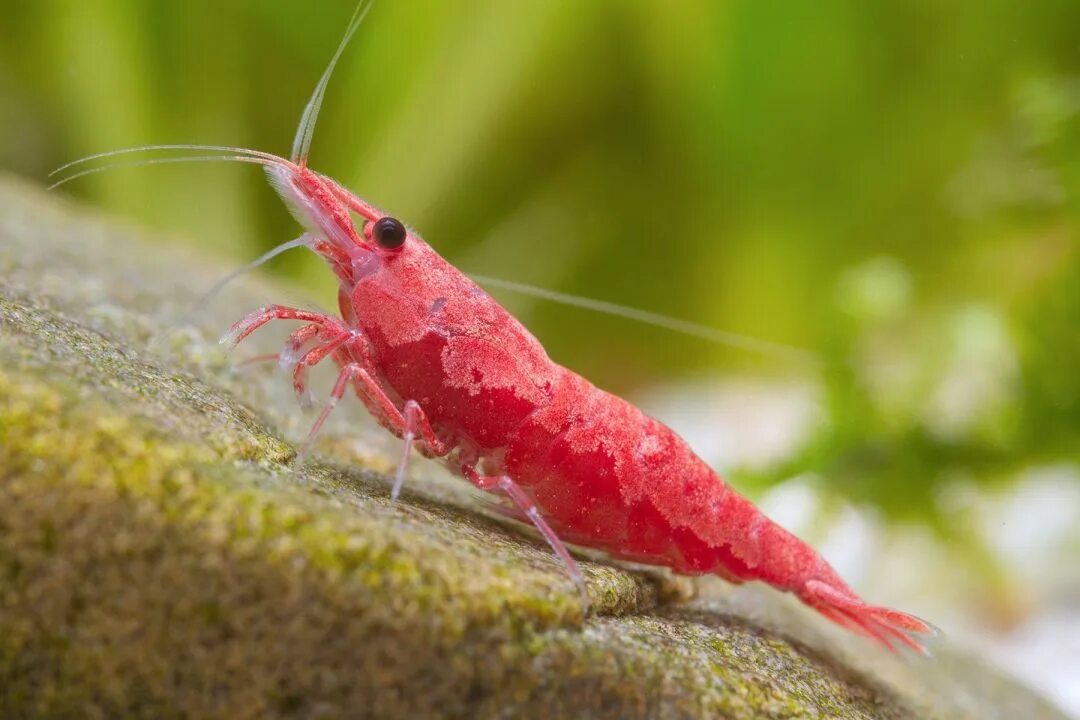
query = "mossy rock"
(0, 174, 1067, 719)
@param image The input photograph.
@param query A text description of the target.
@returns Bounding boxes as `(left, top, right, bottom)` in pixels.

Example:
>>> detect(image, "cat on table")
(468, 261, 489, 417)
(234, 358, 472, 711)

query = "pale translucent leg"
(220, 306, 450, 486)
(278, 323, 324, 373)
(220, 304, 345, 349)
(337, 373, 447, 500)
(222, 305, 348, 413)
(391, 401, 424, 501)
(295, 361, 449, 494)
(232, 353, 280, 371)
(289, 329, 352, 411)
(230, 323, 322, 376)
(295, 362, 364, 466)
(463, 467, 589, 612)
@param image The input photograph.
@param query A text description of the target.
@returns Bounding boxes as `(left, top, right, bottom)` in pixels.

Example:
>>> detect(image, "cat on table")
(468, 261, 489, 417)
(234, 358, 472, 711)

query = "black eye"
(372, 216, 407, 249)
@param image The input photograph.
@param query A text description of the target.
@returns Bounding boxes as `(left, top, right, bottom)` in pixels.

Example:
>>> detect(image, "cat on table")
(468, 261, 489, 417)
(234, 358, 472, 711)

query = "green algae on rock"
(0, 174, 1069, 719)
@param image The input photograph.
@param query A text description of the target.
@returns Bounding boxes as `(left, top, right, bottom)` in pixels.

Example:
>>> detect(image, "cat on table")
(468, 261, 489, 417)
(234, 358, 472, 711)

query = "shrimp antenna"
(291, 0, 375, 166)
(47, 154, 289, 191)
(49, 144, 289, 178)
(175, 233, 316, 330)
(469, 274, 821, 367)
(147, 233, 327, 356)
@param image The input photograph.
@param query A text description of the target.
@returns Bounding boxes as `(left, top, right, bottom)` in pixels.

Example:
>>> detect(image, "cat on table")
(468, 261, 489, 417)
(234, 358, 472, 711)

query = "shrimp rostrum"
(55, 2, 935, 654)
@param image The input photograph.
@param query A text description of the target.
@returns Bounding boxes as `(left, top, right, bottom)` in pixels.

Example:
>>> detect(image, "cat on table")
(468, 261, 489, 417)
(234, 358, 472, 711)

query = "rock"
(0, 173, 1068, 719)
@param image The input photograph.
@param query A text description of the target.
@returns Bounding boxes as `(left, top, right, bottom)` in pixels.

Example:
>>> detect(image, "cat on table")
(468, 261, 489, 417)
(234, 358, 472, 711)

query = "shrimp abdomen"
(501, 370, 934, 653)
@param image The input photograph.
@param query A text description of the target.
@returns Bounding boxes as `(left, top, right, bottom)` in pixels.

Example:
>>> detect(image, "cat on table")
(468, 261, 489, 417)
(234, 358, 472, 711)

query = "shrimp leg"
(220, 304, 347, 348)
(288, 327, 353, 409)
(392, 400, 429, 500)
(296, 362, 450, 474)
(295, 362, 363, 465)
(462, 466, 589, 612)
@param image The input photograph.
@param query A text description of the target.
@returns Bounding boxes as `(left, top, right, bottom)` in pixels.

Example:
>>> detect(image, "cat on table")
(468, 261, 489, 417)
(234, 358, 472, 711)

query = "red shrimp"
(54, 2, 935, 654)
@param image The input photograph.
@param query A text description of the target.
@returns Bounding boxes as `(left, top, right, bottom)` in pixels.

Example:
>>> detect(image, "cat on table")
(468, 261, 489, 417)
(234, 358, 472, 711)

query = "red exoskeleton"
(54, 1, 935, 654)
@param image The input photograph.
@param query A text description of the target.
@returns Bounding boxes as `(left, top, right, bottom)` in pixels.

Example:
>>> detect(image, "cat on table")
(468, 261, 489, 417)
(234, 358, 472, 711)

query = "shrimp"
(53, 1, 935, 654)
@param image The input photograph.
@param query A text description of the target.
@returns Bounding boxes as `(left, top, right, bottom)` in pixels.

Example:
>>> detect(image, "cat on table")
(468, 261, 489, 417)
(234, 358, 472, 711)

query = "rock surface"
(0, 174, 1068, 719)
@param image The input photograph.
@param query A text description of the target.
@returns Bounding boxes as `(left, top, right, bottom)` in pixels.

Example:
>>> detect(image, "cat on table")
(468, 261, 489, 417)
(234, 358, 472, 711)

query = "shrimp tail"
(798, 576, 940, 655)
(714, 492, 940, 656)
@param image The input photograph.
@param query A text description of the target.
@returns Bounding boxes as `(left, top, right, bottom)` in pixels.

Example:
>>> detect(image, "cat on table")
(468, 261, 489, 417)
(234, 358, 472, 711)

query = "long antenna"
(48, 154, 286, 191)
(291, 0, 375, 166)
(49, 144, 288, 178)
(469, 274, 821, 367)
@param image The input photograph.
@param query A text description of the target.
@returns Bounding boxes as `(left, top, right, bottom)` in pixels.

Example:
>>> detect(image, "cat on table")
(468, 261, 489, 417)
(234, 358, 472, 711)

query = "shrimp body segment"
(221, 163, 934, 654)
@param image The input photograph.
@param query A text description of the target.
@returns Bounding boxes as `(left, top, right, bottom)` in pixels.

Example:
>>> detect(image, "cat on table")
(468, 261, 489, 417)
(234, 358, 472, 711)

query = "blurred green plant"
(738, 251, 1078, 522)
(731, 73, 1078, 613)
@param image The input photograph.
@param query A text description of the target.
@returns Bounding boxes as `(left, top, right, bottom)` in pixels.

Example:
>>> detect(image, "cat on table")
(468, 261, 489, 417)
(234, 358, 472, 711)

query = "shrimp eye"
(372, 216, 407, 249)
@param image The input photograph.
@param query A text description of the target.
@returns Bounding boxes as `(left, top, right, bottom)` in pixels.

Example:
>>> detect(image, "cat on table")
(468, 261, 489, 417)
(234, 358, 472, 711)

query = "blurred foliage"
(739, 67, 1079, 525)
(0, 0, 1077, 530)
